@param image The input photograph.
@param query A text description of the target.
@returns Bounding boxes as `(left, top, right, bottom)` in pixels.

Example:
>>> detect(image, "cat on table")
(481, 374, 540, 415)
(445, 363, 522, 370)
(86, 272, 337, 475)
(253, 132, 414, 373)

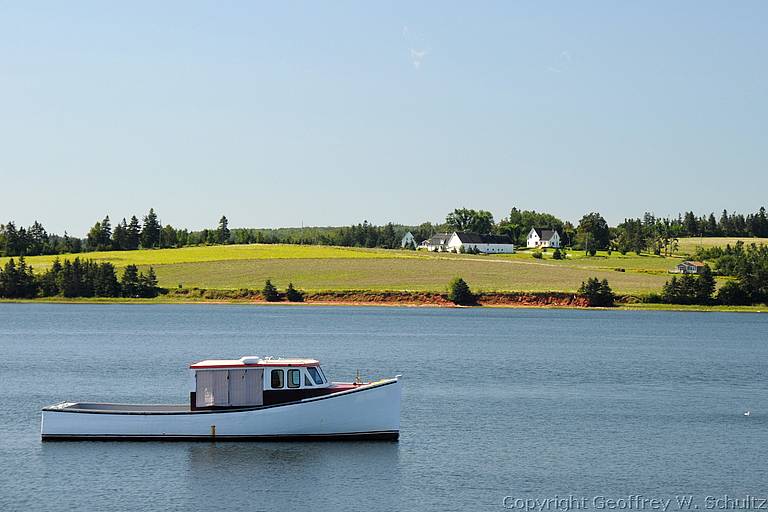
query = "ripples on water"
(1, 304, 766, 511)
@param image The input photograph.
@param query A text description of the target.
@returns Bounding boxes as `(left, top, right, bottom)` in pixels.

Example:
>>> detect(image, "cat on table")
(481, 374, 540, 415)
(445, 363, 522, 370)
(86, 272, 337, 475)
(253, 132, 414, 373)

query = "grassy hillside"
(0, 244, 408, 268)
(3, 244, 684, 294)
(676, 236, 768, 253)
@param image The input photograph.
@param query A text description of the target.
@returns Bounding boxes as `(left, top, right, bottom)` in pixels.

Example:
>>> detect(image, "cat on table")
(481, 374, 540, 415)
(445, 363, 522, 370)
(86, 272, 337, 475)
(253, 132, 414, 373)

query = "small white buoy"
(744, 410, 751, 417)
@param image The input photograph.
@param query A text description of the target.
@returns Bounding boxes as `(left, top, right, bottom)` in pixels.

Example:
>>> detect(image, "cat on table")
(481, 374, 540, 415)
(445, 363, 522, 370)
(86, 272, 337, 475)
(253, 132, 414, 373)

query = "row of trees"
(4, 206, 768, 258)
(261, 280, 304, 302)
(0, 257, 159, 299)
(680, 208, 768, 238)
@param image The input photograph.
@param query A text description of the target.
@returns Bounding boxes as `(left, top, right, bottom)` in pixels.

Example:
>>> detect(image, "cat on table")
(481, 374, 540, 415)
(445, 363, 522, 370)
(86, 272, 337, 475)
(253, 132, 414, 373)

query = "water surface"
(1, 304, 766, 511)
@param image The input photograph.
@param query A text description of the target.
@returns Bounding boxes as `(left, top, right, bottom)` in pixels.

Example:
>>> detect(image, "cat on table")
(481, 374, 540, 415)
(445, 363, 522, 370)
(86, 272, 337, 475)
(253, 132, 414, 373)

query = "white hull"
(42, 378, 401, 441)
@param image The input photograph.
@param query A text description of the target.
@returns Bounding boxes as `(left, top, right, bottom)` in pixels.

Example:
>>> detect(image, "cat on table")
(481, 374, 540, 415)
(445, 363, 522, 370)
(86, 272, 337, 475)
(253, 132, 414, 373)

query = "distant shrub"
(448, 277, 475, 305)
(579, 277, 615, 307)
(262, 280, 280, 302)
(552, 248, 563, 260)
(716, 280, 751, 306)
(643, 292, 663, 303)
(532, 250, 543, 259)
(286, 282, 304, 302)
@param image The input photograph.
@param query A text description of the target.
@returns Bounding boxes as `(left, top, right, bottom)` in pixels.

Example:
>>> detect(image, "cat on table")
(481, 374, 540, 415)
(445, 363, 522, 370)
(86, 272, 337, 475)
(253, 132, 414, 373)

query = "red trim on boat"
(190, 362, 318, 369)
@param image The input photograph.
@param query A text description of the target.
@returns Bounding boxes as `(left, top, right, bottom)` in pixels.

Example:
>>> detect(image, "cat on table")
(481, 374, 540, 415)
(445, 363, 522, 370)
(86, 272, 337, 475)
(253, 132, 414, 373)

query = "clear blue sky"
(1, 1, 766, 235)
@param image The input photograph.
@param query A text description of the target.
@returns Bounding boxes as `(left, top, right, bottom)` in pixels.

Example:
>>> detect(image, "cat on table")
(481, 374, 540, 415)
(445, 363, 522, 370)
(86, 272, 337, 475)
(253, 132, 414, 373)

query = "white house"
(420, 233, 453, 251)
(674, 261, 707, 274)
(401, 231, 417, 249)
(527, 228, 561, 248)
(446, 232, 515, 254)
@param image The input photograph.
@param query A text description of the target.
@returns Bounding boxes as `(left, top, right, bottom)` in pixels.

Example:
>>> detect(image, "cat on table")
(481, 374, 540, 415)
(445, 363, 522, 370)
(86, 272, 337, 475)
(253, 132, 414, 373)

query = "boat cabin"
(189, 356, 334, 409)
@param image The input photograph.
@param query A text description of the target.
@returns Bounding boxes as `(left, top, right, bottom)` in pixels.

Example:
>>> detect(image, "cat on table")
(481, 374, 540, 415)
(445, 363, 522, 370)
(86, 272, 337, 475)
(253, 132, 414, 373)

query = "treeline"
(85, 209, 231, 251)
(0, 257, 159, 299)
(680, 208, 768, 238)
(0, 212, 414, 256)
(230, 221, 408, 249)
(3, 206, 768, 258)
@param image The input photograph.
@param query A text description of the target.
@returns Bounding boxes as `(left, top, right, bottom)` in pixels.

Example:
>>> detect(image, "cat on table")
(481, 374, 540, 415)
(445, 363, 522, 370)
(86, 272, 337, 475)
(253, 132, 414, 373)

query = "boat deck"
(44, 402, 191, 413)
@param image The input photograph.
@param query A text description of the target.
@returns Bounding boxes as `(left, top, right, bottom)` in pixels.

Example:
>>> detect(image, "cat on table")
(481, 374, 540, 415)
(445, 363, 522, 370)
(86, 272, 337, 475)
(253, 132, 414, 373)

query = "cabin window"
(287, 369, 301, 388)
(307, 366, 322, 385)
(271, 369, 284, 389)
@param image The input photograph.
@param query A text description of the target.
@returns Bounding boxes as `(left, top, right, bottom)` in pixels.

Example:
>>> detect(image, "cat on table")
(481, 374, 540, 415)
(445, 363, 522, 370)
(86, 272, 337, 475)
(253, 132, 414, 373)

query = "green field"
(2, 243, 688, 294)
(676, 236, 768, 253)
(6, 237, 765, 295)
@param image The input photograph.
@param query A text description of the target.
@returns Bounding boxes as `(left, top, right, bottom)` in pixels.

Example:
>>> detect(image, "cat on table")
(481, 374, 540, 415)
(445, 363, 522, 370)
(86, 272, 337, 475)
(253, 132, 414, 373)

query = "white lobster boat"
(41, 356, 401, 441)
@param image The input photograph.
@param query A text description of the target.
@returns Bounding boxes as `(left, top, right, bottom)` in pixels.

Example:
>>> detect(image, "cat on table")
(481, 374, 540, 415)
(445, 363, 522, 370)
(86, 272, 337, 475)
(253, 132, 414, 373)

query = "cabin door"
(195, 370, 229, 408)
(228, 368, 264, 406)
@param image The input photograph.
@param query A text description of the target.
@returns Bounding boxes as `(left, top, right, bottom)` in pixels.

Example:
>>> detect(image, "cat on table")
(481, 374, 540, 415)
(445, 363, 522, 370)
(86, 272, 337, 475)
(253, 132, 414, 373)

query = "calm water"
(1, 304, 767, 511)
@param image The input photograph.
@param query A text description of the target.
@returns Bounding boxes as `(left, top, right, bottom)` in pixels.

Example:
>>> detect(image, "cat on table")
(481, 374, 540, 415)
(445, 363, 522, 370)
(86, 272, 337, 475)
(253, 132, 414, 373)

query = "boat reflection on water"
(182, 441, 403, 509)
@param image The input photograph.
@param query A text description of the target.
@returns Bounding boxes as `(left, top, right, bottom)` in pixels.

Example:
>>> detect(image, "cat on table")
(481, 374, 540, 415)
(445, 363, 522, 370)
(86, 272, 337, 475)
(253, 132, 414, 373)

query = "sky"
(1, 1, 767, 235)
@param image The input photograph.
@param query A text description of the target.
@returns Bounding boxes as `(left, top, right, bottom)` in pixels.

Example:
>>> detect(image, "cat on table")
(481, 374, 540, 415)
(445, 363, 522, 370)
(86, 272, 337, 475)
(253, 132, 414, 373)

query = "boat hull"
(41, 378, 401, 441)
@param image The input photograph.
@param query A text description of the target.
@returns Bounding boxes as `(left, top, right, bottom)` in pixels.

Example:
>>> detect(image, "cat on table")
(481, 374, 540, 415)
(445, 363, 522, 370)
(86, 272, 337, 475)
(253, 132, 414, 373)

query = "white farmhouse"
(420, 233, 453, 251)
(446, 232, 515, 254)
(526, 228, 561, 248)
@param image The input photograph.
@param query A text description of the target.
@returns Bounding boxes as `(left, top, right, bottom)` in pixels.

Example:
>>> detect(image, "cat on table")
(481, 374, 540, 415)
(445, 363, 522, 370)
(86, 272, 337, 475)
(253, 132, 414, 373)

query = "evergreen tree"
(94, 263, 120, 297)
(99, 216, 112, 248)
(0, 258, 19, 297)
(112, 218, 128, 250)
(448, 277, 475, 305)
(217, 216, 231, 244)
(579, 277, 615, 306)
(28, 221, 50, 255)
(381, 223, 397, 248)
(55, 258, 92, 297)
(140, 209, 161, 248)
(0, 257, 37, 298)
(286, 282, 304, 302)
(262, 279, 279, 302)
(2, 222, 25, 256)
(138, 267, 159, 298)
(121, 265, 141, 297)
(694, 265, 716, 304)
(38, 258, 62, 296)
(126, 216, 141, 250)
